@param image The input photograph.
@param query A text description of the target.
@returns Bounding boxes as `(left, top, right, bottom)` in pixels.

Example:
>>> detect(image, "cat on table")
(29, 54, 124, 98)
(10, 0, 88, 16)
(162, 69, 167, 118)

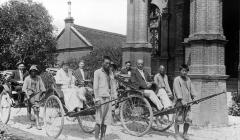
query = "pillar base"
(122, 43, 152, 73)
(189, 74, 229, 126)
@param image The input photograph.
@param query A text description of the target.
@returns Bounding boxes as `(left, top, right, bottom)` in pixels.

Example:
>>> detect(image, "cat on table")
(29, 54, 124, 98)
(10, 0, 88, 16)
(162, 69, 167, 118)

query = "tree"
(0, 0, 57, 71)
(80, 46, 122, 78)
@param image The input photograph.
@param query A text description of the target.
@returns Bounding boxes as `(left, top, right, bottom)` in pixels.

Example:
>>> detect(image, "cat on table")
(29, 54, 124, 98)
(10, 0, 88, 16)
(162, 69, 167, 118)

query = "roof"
(73, 25, 126, 48)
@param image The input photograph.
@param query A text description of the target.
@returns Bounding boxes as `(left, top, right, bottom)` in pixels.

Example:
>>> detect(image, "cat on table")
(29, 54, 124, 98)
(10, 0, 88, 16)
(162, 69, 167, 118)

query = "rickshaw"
(43, 73, 176, 138)
(42, 68, 96, 138)
(0, 69, 57, 124)
(0, 70, 29, 124)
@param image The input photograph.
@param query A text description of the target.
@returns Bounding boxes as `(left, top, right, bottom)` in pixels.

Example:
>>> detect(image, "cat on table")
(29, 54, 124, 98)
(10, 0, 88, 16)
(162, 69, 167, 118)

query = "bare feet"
(26, 124, 33, 129)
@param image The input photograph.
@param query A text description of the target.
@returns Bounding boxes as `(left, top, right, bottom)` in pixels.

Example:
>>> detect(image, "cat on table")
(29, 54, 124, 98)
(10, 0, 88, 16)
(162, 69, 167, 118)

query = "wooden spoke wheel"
(43, 95, 64, 138)
(78, 93, 95, 133)
(151, 113, 175, 132)
(120, 95, 153, 136)
(0, 93, 11, 124)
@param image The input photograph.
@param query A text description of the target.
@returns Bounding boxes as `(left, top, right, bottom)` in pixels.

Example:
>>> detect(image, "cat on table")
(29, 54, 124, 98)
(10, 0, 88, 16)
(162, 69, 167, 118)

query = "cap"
(16, 61, 25, 67)
(29, 65, 38, 72)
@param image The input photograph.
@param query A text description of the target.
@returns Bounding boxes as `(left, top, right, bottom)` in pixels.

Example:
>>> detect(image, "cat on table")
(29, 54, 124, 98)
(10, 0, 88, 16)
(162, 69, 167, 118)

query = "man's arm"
(130, 71, 140, 89)
(120, 68, 127, 74)
(93, 70, 100, 101)
(173, 78, 183, 100)
(165, 76, 173, 95)
(154, 74, 159, 87)
(39, 77, 46, 92)
(22, 77, 30, 98)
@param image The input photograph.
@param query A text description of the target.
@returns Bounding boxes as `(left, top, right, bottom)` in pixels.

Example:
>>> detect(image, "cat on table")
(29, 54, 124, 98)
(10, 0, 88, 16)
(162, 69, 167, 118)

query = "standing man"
(94, 56, 117, 140)
(173, 64, 196, 140)
(131, 59, 164, 111)
(22, 65, 46, 130)
(154, 65, 172, 109)
(120, 61, 132, 76)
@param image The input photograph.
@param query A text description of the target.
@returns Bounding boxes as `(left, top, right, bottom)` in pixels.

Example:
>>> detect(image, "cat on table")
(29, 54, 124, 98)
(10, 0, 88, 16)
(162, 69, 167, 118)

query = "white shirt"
(55, 69, 76, 89)
(80, 68, 85, 80)
(137, 69, 146, 82)
(128, 71, 131, 76)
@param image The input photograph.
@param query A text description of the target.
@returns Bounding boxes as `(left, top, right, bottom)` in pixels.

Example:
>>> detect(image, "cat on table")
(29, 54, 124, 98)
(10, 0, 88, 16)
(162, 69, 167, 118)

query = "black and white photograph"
(0, 0, 239, 139)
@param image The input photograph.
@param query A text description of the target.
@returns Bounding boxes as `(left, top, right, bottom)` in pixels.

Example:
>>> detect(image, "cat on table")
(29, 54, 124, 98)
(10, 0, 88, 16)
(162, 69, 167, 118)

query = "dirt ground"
(2, 107, 240, 140)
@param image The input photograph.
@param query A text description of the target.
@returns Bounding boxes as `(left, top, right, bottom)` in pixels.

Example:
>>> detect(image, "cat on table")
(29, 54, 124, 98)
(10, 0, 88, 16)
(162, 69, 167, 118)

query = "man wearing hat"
(12, 62, 29, 84)
(22, 65, 46, 130)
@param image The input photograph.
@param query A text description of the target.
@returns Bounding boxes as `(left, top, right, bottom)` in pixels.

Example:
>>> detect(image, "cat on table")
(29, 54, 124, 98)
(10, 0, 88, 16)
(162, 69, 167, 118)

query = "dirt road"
(2, 107, 240, 140)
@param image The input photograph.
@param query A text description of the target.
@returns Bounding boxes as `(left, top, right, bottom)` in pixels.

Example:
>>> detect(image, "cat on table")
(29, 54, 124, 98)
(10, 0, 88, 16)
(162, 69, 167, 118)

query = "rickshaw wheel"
(151, 113, 175, 132)
(77, 93, 95, 133)
(77, 114, 95, 133)
(120, 95, 153, 136)
(43, 95, 64, 138)
(0, 92, 11, 124)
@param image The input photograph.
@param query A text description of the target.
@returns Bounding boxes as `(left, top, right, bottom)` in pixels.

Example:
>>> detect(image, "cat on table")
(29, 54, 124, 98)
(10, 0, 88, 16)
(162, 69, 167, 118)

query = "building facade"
(56, 1, 126, 63)
(56, 17, 126, 63)
(123, 0, 239, 126)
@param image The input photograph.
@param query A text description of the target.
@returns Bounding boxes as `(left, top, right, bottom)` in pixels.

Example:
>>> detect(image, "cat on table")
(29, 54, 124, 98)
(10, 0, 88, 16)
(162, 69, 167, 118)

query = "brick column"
(158, 8, 170, 69)
(123, 0, 152, 72)
(184, 0, 228, 126)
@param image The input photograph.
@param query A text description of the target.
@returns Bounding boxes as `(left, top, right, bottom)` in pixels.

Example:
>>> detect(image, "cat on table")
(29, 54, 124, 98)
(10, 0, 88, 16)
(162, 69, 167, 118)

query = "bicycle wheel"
(43, 95, 64, 138)
(77, 93, 95, 133)
(0, 93, 11, 124)
(120, 95, 153, 136)
(151, 113, 175, 132)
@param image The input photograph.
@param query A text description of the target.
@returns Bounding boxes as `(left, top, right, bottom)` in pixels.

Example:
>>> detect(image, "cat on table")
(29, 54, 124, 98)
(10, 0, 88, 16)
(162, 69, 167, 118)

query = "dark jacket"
(73, 68, 90, 86)
(131, 68, 151, 90)
(12, 70, 29, 82)
(120, 67, 132, 75)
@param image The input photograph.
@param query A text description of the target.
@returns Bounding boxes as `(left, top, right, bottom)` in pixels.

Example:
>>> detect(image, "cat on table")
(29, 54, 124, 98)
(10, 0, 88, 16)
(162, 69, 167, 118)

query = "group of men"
(93, 57, 196, 140)
(1, 57, 196, 140)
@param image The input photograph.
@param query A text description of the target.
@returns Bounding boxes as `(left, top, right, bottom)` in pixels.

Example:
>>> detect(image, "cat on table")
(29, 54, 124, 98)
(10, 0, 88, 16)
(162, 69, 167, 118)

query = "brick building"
(56, 1, 125, 63)
(123, 0, 239, 126)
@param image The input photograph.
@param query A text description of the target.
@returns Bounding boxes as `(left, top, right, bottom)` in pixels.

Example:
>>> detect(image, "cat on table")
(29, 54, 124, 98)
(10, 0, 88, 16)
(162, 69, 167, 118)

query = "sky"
(0, 0, 127, 35)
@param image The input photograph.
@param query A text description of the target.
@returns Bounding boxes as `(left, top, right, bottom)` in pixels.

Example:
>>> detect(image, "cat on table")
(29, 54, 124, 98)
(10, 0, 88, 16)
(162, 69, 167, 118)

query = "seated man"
(120, 61, 132, 76)
(154, 65, 172, 109)
(12, 62, 29, 91)
(131, 59, 164, 111)
(73, 60, 93, 95)
(22, 65, 46, 130)
(55, 61, 86, 112)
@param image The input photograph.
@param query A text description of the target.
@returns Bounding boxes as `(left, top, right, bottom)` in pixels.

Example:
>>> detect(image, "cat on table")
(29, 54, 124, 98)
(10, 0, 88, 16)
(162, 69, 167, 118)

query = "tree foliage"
(229, 92, 240, 116)
(66, 46, 122, 78)
(0, 0, 57, 71)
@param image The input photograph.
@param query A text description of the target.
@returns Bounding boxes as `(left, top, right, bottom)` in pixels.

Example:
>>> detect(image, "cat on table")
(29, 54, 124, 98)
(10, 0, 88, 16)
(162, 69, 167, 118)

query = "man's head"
(102, 56, 111, 70)
(136, 59, 144, 70)
(61, 61, 69, 72)
(17, 62, 25, 71)
(159, 65, 165, 75)
(79, 60, 85, 69)
(125, 61, 131, 70)
(29, 65, 38, 78)
(179, 64, 189, 78)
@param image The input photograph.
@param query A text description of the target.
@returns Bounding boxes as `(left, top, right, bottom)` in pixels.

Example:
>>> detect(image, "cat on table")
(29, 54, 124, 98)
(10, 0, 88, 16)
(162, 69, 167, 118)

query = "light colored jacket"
(55, 68, 76, 89)
(94, 68, 117, 101)
(154, 73, 172, 95)
(22, 75, 46, 96)
(173, 76, 196, 104)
